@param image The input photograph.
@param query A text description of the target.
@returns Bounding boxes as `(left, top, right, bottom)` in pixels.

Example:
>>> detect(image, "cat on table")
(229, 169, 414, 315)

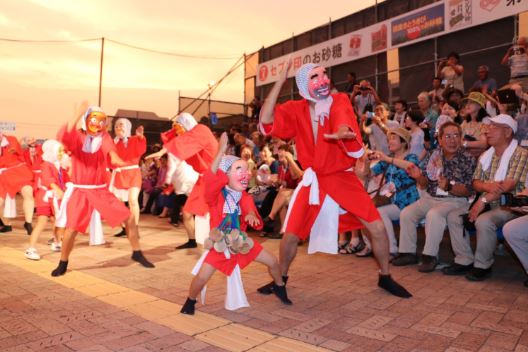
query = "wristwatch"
(480, 196, 488, 204)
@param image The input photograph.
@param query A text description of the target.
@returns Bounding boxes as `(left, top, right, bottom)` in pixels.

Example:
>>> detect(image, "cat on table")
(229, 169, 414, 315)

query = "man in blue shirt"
(471, 65, 497, 95)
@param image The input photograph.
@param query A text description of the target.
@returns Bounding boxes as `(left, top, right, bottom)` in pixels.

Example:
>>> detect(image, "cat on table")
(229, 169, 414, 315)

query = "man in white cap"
(147, 113, 218, 249)
(257, 60, 411, 298)
(446, 114, 528, 281)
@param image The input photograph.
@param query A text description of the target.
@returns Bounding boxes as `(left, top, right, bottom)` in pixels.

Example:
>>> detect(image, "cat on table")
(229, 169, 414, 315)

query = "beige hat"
(463, 92, 486, 109)
(388, 127, 411, 145)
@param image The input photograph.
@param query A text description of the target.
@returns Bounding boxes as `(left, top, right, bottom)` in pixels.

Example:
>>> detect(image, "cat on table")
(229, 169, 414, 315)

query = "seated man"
(393, 122, 476, 272)
(445, 115, 528, 281)
(503, 203, 528, 288)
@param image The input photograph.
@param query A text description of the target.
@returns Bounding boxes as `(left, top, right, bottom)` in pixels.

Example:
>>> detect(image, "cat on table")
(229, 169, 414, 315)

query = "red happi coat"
(163, 124, 218, 216)
(261, 93, 379, 238)
(58, 126, 130, 233)
(112, 136, 146, 189)
(0, 135, 34, 198)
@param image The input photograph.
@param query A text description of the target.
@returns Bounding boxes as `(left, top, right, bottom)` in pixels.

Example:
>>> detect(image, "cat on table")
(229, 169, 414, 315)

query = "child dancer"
(25, 140, 69, 260)
(180, 132, 291, 315)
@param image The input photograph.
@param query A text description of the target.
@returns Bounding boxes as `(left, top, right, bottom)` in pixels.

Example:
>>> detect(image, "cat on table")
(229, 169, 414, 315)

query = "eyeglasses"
(442, 133, 460, 140)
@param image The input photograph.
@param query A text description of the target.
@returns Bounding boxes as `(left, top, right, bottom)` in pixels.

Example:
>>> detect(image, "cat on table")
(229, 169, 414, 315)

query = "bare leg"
(54, 226, 65, 243)
(254, 249, 284, 285)
(20, 185, 34, 223)
(181, 263, 216, 315)
(182, 211, 195, 240)
(128, 187, 141, 225)
(0, 197, 12, 227)
(255, 249, 292, 304)
(125, 215, 140, 251)
(176, 211, 197, 249)
(125, 216, 154, 268)
(268, 189, 291, 220)
(278, 207, 287, 231)
(28, 216, 49, 248)
(188, 263, 216, 299)
(358, 219, 389, 274)
(51, 228, 77, 276)
(60, 228, 78, 261)
(279, 232, 300, 276)
(359, 218, 412, 298)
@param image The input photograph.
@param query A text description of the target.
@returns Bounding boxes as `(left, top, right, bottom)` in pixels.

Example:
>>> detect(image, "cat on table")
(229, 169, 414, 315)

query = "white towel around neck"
(478, 139, 518, 181)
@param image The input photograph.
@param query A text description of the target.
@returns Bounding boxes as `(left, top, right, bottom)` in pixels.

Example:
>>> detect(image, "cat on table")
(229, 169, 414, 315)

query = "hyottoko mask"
(83, 107, 107, 136)
(307, 66, 330, 100)
(295, 63, 330, 102)
(219, 156, 250, 192)
(172, 121, 186, 136)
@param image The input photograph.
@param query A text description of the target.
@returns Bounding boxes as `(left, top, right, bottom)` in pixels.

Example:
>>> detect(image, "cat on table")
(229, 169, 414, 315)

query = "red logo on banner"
(407, 26, 421, 40)
(480, 0, 500, 11)
(259, 65, 269, 82)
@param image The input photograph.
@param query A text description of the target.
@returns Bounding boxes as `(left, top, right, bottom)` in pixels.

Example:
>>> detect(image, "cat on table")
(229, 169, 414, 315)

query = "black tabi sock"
(378, 274, 412, 298)
(51, 260, 69, 277)
(175, 239, 197, 249)
(180, 297, 197, 315)
(24, 222, 33, 236)
(272, 283, 293, 305)
(257, 275, 288, 295)
(131, 250, 155, 268)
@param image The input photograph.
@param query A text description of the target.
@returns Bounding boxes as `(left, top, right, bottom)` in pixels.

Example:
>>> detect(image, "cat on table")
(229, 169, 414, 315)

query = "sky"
(0, 0, 381, 138)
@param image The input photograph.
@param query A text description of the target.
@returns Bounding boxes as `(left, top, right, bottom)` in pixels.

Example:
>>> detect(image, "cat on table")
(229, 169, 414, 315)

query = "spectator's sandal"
(355, 246, 373, 257)
(338, 241, 350, 254)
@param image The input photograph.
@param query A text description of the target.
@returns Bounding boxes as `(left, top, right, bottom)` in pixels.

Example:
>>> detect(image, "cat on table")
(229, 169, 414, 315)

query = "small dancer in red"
(180, 132, 291, 315)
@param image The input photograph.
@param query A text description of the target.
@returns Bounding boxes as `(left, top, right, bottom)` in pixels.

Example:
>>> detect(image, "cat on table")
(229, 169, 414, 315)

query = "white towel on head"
(478, 139, 518, 181)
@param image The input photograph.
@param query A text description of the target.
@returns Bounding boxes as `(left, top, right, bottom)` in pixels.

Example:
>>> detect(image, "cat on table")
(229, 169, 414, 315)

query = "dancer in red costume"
(51, 103, 154, 276)
(110, 118, 146, 237)
(147, 113, 218, 249)
(21, 136, 43, 196)
(0, 132, 35, 235)
(25, 139, 69, 260)
(180, 132, 291, 315)
(257, 61, 411, 298)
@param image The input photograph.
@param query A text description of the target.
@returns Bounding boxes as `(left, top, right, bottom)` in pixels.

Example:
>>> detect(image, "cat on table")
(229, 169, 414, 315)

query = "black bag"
(370, 164, 393, 207)
(460, 193, 491, 235)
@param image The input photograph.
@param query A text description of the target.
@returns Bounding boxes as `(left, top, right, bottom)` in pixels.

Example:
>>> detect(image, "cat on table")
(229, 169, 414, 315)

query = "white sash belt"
(109, 164, 140, 201)
(55, 182, 107, 245)
(39, 185, 60, 215)
(282, 167, 348, 255)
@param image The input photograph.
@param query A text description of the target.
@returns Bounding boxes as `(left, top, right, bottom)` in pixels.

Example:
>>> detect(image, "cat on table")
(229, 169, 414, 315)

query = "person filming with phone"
(351, 80, 381, 118)
(361, 103, 399, 155)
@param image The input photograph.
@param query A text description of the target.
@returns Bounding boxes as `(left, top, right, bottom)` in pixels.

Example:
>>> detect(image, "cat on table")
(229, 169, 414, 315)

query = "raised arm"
(211, 132, 228, 173)
(68, 101, 90, 131)
(259, 57, 292, 125)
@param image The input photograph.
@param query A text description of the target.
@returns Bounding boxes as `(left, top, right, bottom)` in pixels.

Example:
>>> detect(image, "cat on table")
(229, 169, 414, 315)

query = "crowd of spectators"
(4, 37, 528, 289)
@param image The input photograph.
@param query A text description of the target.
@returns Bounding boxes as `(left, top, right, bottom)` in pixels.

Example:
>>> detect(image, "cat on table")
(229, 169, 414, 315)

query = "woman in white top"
(405, 111, 426, 161)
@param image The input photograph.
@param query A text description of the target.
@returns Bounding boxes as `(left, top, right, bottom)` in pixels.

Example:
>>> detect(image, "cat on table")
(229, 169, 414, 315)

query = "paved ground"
(0, 211, 527, 352)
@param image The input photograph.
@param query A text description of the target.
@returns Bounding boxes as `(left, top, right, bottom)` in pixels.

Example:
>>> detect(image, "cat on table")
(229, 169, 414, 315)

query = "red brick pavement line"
(0, 262, 222, 352)
(0, 249, 338, 352)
